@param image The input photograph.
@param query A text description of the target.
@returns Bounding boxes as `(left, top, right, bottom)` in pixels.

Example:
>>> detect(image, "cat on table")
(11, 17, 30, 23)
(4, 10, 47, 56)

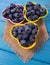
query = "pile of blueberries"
(26, 1, 46, 21)
(12, 23, 38, 47)
(2, 3, 24, 23)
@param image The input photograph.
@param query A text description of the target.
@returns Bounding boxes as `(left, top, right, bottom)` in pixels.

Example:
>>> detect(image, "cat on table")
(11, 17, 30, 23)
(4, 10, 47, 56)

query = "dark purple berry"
(32, 15, 38, 20)
(12, 31, 18, 37)
(10, 8, 16, 13)
(20, 40, 28, 47)
(8, 14, 12, 19)
(28, 16, 33, 20)
(32, 29, 37, 35)
(10, 3, 16, 9)
(26, 1, 34, 7)
(27, 6, 33, 11)
(13, 13, 18, 18)
(29, 35, 35, 43)
(40, 8, 46, 16)
(29, 23, 35, 29)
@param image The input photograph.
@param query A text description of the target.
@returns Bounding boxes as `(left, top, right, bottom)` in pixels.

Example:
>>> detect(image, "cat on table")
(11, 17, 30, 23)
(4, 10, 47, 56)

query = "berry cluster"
(26, 1, 46, 21)
(2, 3, 24, 23)
(12, 23, 38, 47)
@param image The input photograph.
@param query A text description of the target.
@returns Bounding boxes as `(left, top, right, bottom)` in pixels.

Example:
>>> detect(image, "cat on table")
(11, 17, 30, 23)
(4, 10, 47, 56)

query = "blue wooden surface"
(0, 0, 50, 65)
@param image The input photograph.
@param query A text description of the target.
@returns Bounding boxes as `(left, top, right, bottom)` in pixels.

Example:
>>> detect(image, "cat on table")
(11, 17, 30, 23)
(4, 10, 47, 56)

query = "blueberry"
(32, 15, 38, 20)
(12, 31, 18, 37)
(19, 9, 23, 12)
(13, 27, 18, 32)
(15, 8, 19, 12)
(29, 23, 35, 29)
(36, 11, 40, 16)
(2, 11, 7, 18)
(18, 5, 23, 10)
(35, 25, 38, 31)
(8, 14, 12, 19)
(19, 13, 23, 17)
(40, 8, 46, 16)
(12, 18, 18, 23)
(18, 28, 22, 34)
(34, 4, 41, 10)
(27, 41, 33, 46)
(25, 26, 32, 34)
(32, 29, 37, 35)
(13, 13, 18, 18)
(10, 3, 16, 9)
(17, 34, 22, 40)
(33, 6, 37, 10)
(29, 35, 35, 43)
(16, 6, 23, 13)
(6, 8, 10, 15)
(22, 33, 29, 39)
(28, 16, 33, 21)
(27, 6, 33, 11)
(36, 4, 41, 9)
(10, 8, 16, 13)
(19, 16, 24, 22)
(20, 40, 28, 47)
(26, 1, 33, 7)
(26, 11, 31, 17)
(18, 26, 24, 34)
(30, 10, 35, 15)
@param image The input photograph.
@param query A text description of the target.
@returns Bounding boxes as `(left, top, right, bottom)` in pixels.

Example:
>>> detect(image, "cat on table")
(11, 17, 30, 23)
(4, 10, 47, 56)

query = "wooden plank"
(0, 21, 13, 52)
(0, 50, 49, 65)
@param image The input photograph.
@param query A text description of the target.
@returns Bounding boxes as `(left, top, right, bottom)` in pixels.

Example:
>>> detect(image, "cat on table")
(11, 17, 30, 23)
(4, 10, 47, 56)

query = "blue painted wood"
(0, 0, 50, 65)
(0, 50, 50, 65)
(0, 21, 13, 52)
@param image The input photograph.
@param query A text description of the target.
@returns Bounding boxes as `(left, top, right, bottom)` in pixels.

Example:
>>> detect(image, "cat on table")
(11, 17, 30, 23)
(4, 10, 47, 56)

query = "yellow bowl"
(24, 2, 48, 23)
(10, 22, 39, 50)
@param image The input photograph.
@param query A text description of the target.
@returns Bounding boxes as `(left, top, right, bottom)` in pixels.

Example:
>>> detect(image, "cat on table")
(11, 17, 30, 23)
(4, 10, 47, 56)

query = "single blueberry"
(20, 40, 28, 47)
(22, 33, 29, 39)
(29, 23, 35, 29)
(8, 14, 12, 19)
(36, 11, 40, 16)
(29, 35, 35, 43)
(32, 29, 37, 35)
(13, 13, 18, 18)
(12, 18, 18, 23)
(26, 1, 33, 7)
(27, 6, 33, 11)
(10, 8, 16, 13)
(12, 31, 18, 37)
(10, 3, 16, 9)
(27, 41, 33, 46)
(30, 10, 35, 15)
(13, 27, 18, 31)
(17, 34, 22, 40)
(32, 15, 38, 20)
(19, 16, 24, 22)
(40, 8, 46, 16)
(28, 16, 33, 21)
(26, 11, 31, 17)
